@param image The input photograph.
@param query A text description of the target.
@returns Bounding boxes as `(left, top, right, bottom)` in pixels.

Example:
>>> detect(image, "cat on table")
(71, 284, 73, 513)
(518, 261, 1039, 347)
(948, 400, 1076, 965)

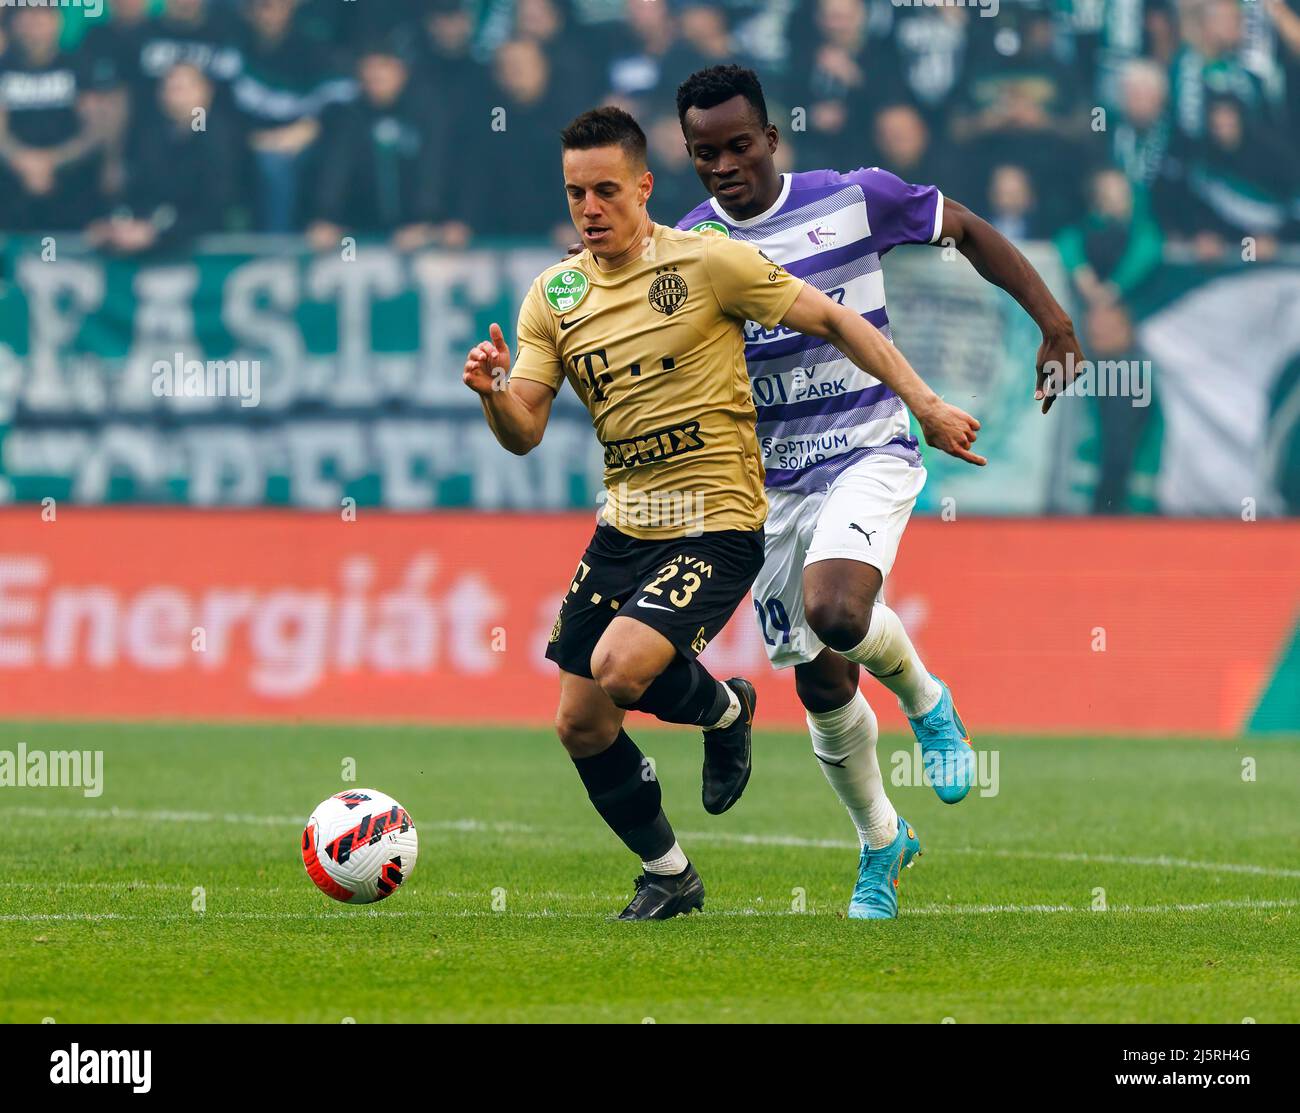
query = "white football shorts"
(751, 453, 927, 669)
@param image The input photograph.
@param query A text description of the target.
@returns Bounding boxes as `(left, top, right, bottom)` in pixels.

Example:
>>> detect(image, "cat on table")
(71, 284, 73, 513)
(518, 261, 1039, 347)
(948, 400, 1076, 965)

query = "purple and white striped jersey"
(675, 168, 943, 495)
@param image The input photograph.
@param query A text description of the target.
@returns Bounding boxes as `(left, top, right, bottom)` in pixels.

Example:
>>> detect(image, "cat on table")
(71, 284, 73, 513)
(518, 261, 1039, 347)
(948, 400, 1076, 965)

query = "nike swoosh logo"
(636, 598, 675, 612)
(738, 685, 753, 725)
(867, 663, 905, 679)
(813, 752, 847, 768)
(559, 314, 591, 331)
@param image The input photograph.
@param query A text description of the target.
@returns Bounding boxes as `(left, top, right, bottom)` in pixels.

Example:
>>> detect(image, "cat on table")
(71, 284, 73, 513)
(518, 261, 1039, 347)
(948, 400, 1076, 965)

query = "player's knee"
(554, 711, 611, 758)
(589, 651, 652, 709)
(804, 595, 873, 651)
(795, 669, 858, 714)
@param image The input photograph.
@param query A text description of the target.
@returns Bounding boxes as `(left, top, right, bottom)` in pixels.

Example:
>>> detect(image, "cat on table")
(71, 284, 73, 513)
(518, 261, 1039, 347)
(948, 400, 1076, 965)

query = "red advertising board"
(1, 510, 1296, 735)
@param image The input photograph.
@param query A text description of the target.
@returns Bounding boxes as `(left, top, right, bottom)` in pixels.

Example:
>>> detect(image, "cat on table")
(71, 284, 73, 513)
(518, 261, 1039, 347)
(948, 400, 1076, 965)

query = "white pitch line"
(0, 880, 289, 894)
(0, 882, 585, 900)
(3, 804, 1298, 881)
(679, 829, 855, 851)
(0, 909, 799, 923)
(944, 846, 1300, 880)
(680, 829, 1300, 880)
(0, 805, 306, 826)
(1, 897, 1295, 925)
(0, 805, 534, 835)
(905, 898, 1300, 916)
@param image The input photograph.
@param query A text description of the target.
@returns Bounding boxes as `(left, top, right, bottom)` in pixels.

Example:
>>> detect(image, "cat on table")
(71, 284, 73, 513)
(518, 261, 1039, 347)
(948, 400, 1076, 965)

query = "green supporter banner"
(0, 238, 605, 511)
(0, 237, 1296, 515)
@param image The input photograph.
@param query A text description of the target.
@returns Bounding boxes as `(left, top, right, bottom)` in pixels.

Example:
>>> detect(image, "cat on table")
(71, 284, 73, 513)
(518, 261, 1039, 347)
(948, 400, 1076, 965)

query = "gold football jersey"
(510, 224, 804, 539)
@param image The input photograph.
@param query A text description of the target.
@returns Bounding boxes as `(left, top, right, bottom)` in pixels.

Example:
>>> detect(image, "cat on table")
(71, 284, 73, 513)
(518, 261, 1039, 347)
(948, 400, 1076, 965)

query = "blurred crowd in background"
(1, 0, 1298, 262)
(1, 1, 1298, 521)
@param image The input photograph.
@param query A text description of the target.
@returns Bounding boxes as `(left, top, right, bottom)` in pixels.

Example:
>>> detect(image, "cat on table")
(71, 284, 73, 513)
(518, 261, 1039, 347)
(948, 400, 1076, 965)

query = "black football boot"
(616, 863, 706, 921)
(701, 677, 755, 815)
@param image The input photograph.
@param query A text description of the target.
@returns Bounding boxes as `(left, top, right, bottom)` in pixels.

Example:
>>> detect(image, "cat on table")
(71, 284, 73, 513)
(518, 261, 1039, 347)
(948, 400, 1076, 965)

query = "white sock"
(841, 604, 941, 718)
(643, 841, 689, 875)
(807, 690, 898, 850)
(702, 682, 740, 731)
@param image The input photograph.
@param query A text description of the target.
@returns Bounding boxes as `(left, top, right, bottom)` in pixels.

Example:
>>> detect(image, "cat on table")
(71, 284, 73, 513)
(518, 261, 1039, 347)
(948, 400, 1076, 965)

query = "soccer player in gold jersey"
(462, 107, 981, 920)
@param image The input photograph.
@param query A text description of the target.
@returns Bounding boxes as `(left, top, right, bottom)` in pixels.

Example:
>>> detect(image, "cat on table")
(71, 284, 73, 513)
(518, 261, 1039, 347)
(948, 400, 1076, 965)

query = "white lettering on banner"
(7, 249, 559, 417)
(182, 427, 264, 505)
(16, 255, 105, 414)
(122, 266, 201, 411)
(305, 252, 406, 406)
(0, 554, 479, 697)
(1, 247, 608, 509)
(0, 557, 43, 667)
(223, 257, 305, 409)
(0, 551, 774, 699)
(411, 251, 500, 407)
(0, 418, 603, 508)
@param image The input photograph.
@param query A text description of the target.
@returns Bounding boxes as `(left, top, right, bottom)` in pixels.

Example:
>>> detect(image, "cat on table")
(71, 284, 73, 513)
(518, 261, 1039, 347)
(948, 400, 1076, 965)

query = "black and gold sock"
(572, 730, 677, 862)
(627, 654, 733, 726)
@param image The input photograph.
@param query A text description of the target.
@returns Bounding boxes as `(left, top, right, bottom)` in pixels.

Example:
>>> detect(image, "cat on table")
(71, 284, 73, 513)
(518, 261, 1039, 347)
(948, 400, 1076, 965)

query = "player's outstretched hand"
(463, 322, 512, 396)
(919, 400, 986, 467)
(1035, 325, 1086, 414)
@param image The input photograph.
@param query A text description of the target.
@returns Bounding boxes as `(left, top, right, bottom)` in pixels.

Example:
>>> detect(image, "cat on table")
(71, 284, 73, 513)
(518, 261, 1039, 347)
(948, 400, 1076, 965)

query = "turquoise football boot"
(907, 675, 975, 804)
(847, 817, 921, 920)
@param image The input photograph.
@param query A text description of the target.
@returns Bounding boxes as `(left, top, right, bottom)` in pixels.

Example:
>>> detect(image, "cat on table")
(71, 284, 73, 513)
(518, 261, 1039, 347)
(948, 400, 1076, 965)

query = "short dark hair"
(676, 64, 769, 130)
(561, 106, 647, 165)
(357, 27, 418, 66)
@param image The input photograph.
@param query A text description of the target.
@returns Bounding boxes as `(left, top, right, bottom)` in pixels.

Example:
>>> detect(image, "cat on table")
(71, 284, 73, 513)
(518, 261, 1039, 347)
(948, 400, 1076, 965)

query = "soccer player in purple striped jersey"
(674, 66, 1086, 919)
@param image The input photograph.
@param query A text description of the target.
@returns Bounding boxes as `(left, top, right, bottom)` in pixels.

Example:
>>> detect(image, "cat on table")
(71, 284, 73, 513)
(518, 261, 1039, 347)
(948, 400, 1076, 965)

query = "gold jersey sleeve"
(508, 225, 805, 539)
(702, 232, 806, 328)
(510, 280, 564, 393)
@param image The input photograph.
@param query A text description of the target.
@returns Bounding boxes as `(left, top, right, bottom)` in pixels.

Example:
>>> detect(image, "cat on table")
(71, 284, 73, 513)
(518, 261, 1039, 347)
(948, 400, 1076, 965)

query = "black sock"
(627, 654, 731, 726)
(572, 730, 676, 861)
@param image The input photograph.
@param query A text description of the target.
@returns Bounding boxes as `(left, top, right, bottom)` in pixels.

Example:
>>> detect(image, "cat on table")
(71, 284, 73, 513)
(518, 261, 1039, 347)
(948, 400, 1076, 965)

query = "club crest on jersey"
(806, 225, 838, 248)
(648, 267, 689, 315)
(544, 269, 590, 313)
(690, 220, 730, 237)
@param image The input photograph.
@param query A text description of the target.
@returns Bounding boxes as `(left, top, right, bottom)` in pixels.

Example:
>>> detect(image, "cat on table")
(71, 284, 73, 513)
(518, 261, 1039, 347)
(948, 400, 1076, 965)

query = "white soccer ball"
(302, 789, 418, 904)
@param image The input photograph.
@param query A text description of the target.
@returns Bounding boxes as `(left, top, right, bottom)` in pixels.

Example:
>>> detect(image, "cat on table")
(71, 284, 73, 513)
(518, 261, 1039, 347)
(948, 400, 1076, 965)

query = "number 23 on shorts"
(641, 562, 702, 608)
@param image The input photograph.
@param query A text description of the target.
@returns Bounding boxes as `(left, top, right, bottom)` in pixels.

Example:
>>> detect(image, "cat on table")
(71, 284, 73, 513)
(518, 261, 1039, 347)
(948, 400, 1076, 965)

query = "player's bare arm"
(940, 197, 1085, 414)
(778, 284, 987, 466)
(462, 322, 554, 455)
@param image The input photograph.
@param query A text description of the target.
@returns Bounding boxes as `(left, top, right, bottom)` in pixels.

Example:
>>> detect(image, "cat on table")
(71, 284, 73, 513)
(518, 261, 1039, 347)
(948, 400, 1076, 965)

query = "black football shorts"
(545, 523, 765, 677)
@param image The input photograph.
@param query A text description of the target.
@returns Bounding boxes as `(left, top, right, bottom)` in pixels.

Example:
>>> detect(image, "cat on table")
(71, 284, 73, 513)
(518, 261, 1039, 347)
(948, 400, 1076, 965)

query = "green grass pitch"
(1, 722, 1297, 1023)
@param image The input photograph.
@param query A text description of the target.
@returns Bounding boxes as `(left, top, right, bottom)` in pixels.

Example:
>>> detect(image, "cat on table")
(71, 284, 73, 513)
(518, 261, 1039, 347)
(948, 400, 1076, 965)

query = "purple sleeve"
(847, 167, 943, 251)
(675, 202, 714, 232)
